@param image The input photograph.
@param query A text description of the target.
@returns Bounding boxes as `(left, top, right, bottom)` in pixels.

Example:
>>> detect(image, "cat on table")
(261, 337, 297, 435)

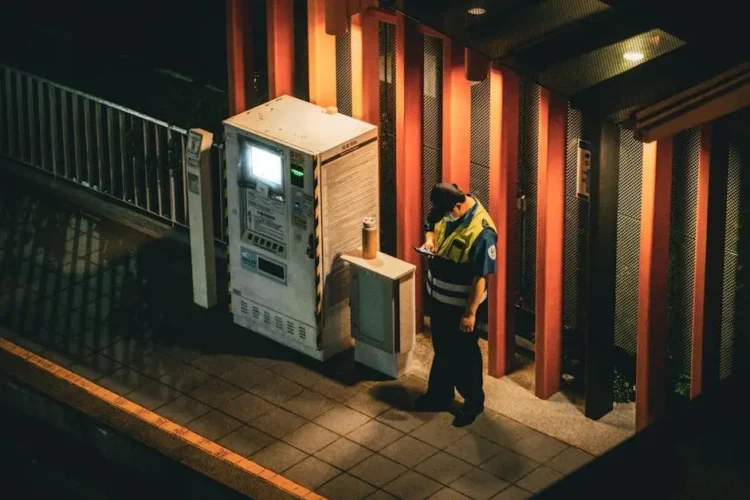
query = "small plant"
(613, 367, 636, 403)
(674, 373, 691, 397)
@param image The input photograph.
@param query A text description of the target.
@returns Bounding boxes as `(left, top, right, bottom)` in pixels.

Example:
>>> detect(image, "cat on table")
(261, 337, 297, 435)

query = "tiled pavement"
(0, 184, 595, 498)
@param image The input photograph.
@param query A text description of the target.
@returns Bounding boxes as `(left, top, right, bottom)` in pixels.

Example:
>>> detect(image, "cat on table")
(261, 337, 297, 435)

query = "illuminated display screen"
(290, 164, 304, 188)
(249, 146, 283, 186)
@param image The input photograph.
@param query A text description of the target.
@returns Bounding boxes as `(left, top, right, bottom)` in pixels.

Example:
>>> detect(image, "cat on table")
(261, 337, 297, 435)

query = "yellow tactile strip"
(0, 337, 327, 500)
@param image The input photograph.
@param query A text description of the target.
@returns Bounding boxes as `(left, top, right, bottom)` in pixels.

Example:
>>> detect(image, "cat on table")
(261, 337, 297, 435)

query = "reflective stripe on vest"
(426, 280, 488, 308)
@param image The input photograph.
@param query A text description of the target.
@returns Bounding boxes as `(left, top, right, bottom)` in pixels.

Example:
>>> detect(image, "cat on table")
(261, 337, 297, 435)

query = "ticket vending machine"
(223, 96, 379, 360)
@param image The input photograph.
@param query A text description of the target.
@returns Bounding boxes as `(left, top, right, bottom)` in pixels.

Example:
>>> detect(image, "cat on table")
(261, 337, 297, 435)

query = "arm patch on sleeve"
(488, 244, 497, 260)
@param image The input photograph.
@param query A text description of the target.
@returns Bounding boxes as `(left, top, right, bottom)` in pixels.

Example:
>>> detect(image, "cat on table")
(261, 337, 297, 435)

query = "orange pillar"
(535, 88, 567, 399)
(226, 0, 253, 115)
(351, 7, 380, 126)
(690, 124, 728, 398)
(636, 138, 674, 430)
(395, 16, 424, 332)
(308, 0, 337, 108)
(442, 40, 471, 189)
(267, 0, 295, 99)
(488, 63, 520, 377)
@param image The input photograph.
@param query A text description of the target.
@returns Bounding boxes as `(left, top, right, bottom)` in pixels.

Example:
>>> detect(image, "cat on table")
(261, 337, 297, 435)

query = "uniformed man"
(416, 183, 498, 427)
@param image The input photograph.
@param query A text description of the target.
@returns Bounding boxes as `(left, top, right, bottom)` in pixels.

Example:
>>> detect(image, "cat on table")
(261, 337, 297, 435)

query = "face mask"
(443, 213, 458, 223)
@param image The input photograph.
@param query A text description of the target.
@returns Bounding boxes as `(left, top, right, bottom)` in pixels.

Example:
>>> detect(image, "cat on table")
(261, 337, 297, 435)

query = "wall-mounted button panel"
(244, 230, 287, 259)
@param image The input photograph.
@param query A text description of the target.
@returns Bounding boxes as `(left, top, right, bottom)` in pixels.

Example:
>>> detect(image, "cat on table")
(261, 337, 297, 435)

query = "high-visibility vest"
(426, 198, 497, 312)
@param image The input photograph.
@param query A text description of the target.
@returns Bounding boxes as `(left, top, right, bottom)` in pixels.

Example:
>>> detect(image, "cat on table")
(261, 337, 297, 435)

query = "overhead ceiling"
(389, 0, 749, 125)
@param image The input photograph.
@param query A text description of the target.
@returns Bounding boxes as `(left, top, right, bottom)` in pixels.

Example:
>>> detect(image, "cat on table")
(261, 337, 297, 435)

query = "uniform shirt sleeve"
(468, 228, 498, 277)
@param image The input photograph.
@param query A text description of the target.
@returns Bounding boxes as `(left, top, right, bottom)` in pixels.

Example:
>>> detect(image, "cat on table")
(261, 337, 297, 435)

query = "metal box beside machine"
(223, 96, 379, 361)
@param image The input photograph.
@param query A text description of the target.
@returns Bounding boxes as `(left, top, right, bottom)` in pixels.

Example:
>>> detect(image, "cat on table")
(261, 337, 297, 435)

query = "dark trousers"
(426, 304, 485, 413)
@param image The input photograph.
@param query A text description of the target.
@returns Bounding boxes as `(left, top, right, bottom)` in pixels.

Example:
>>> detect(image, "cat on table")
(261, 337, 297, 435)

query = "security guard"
(416, 183, 497, 427)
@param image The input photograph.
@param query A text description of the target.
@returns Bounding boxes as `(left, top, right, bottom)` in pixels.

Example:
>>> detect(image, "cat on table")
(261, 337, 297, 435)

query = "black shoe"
(414, 394, 453, 412)
(453, 407, 484, 427)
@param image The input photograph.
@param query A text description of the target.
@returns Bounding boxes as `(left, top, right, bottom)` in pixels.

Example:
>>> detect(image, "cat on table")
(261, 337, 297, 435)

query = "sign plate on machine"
(576, 139, 591, 200)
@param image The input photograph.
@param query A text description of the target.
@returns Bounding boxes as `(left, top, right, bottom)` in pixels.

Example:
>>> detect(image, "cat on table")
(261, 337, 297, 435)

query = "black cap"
(427, 183, 465, 224)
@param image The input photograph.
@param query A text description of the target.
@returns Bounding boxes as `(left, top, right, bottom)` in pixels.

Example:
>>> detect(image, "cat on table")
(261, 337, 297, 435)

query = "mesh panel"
(720, 141, 743, 379)
(335, 18, 353, 116)
(470, 68, 491, 207)
(614, 128, 642, 356)
(293, 0, 309, 100)
(379, 22, 397, 256)
(563, 105, 586, 330)
(667, 128, 699, 378)
(422, 35, 442, 218)
(517, 80, 539, 313)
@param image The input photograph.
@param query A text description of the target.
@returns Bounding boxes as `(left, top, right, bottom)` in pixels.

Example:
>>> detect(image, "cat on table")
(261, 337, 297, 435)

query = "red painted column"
(308, 0, 337, 108)
(267, 0, 295, 99)
(395, 16, 425, 332)
(636, 138, 674, 431)
(442, 39, 471, 190)
(488, 63, 520, 377)
(351, 7, 380, 127)
(690, 124, 728, 398)
(226, 0, 253, 115)
(535, 88, 567, 399)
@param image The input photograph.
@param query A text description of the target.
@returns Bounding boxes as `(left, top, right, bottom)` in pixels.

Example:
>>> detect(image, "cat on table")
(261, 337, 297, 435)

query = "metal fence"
(0, 64, 227, 245)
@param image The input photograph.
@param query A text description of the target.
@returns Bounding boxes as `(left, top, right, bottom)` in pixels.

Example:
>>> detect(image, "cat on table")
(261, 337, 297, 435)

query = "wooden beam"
(488, 63, 520, 377)
(226, 0, 252, 115)
(267, 0, 295, 99)
(308, 0, 337, 108)
(396, 15, 425, 333)
(351, 10, 380, 126)
(366, 6, 400, 24)
(636, 137, 673, 431)
(584, 119, 620, 419)
(442, 39, 471, 189)
(535, 87, 567, 399)
(417, 24, 447, 40)
(690, 123, 728, 398)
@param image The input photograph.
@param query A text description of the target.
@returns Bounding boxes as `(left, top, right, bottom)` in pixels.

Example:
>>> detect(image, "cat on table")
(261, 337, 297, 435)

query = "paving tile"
(411, 417, 469, 449)
(312, 376, 363, 403)
(158, 364, 212, 392)
(282, 422, 339, 454)
(383, 471, 442, 500)
(347, 420, 404, 452)
(489, 486, 532, 500)
(156, 395, 211, 425)
(377, 408, 435, 433)
(249, 375, 304, 405)
(480, 448, 539, 483)
(186, 410, 243, 441)
(126, 350, 184, 378)
(345, 389, 391, 417)
(219, 360, 274, 391)
(428, 488, 471, 500)
(515, 466, 563, 494)
(126, 380, 182, 410)
(283, 456, 342, 490)
(317, 473, 376, 500)
(219, 392, 276, 423)
(544, 447, 594, 474)
(505, 431, 568, 463)
(188, 377, 245, 408)
(268, 360, 326, 389)
(42, 345, 90, 367)
(364, 491, 398, 500)
(281, 389, 337, 420)
(415, 451, 474, 485)
(190, 353, 246, 376)
(217, 426, 275, 457)
(157, 343, 203, 363)
(101, 338, 157, 364)
(349, 454, 408, 487)
(250, 407, 307, 439)
(446, 434, 503, 466)
(315, 405, 371, 435)
(251, 441, 308, 473)
(381, 435, 439, 468)
(315, 438, 374, 470)
(450, 468, 509, 500)
(97, 367, 151, 395)
(468, 413, 532, 448)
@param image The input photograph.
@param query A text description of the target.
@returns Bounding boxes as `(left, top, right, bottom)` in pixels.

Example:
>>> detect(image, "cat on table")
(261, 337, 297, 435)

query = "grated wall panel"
(613, 127, 643, 356)
(293, 0, 309, 100)
(379, 22, 397, 256)
(470, 68, 491, 207)
(517, 80, 539, 313)
(335, 18, 353, 116)
(422, 35, 442, 218)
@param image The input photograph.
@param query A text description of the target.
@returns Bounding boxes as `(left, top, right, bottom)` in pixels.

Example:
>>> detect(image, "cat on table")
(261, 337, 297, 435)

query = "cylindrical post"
(362, 217, 378, 259)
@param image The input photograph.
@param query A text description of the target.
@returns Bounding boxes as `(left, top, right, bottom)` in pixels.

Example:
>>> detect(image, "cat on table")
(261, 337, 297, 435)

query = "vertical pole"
(441, 39, 471, 190)
(267, 0, 295, 99)
(488, 63, 520, 377)
(535, 88, 567, 399)
(636, 137, 674, 430)
(351, 7, 380, 126)
(227, 0, 252, 115)
(690, 123, 728, 398)
(308, 0, 337, 108)
(584, 119, 620, 419)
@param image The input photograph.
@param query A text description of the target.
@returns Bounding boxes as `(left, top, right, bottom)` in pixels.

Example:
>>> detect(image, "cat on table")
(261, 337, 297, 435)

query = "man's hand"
(460, 312, 476, 333)
(421, 232, 436, 253)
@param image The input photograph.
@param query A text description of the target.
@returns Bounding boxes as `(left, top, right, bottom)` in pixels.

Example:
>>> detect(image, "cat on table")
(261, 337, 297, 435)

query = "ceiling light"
(468, 7, 487, 15)
(623, 51, 644, 62)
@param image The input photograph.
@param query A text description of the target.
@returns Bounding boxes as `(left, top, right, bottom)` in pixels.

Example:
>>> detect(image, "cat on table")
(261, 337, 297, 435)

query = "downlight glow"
(468, 7, 487, 15)
(623, 51, 644, 62)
